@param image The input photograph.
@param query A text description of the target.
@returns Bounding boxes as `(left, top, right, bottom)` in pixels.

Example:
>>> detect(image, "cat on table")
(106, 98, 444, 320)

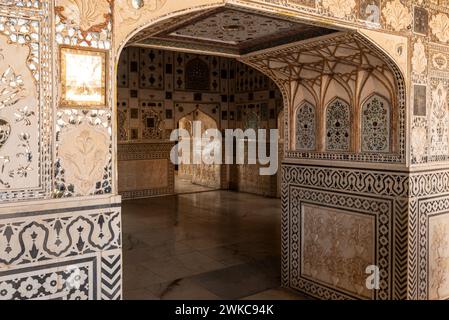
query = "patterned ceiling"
(132, 8, 338, 55)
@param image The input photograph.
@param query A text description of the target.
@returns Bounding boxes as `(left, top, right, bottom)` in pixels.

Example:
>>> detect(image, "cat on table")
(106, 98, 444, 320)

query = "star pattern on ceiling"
(131, 7, 337, 55)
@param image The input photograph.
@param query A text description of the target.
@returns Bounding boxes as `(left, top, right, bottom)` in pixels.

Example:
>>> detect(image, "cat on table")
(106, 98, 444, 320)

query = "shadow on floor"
(122, 190, 308, 300)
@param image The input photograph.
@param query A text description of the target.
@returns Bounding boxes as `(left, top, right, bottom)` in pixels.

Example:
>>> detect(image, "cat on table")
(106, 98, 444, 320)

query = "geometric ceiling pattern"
(241, 32, 398, 96)
(132, 7, 338, 56)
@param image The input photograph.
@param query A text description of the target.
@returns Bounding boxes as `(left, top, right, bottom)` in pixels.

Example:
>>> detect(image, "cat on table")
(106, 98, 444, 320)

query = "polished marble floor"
(174, 176, 217, 195)
(122, 191, 308, 300)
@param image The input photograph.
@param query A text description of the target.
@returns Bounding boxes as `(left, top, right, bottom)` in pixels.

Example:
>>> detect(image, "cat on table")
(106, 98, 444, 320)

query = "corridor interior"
(122, 191, 306, 300)
(117, 6, 339, 300)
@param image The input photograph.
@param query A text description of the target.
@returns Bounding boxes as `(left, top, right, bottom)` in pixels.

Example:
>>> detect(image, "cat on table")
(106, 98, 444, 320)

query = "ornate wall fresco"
(3, 0, 449, 301)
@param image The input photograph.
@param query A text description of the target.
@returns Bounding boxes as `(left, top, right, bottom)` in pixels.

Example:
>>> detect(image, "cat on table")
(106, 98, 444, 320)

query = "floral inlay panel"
(0, 34, 39, 191)
(361, 95, 390, 153)
(302, 204, 375, 299)
(295, 102, 316, 150)
(326, 99, 351, 151)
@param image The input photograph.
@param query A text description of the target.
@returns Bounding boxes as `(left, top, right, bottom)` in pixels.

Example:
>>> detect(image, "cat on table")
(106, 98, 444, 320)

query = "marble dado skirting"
(282, 163, 449, 300)
(0, 197, 122, 300)
(118, 142, 175, 200)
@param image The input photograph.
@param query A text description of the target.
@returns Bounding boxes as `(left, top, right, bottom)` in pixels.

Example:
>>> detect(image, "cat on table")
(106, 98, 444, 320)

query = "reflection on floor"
(122, 191, 308, 300)
(174, 176, 217, 194)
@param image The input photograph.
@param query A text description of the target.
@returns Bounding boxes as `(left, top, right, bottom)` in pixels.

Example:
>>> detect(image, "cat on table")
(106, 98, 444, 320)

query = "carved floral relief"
(321, 0, 356, 19)
(56, 0, 111, 32)
(58, 123, 110, 195)
(302, 204, 375, 299)
(411, 125, 427, 163)
(383, 0, 412, 31)
(412, 39, 427, 75)
(430, 216, 449, 300)
(430, 13, 449, 43)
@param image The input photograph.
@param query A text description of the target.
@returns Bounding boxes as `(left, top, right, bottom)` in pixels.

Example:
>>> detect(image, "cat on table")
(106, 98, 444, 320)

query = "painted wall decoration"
(0, 204, 122, 300)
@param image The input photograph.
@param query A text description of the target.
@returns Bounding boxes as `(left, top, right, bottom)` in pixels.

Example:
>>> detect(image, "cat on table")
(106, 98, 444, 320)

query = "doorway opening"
(116, 5, 340, 300)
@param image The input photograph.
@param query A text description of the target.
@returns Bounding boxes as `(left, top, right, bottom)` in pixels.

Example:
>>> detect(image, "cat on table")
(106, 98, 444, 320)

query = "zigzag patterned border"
(101, 253, 122, 300)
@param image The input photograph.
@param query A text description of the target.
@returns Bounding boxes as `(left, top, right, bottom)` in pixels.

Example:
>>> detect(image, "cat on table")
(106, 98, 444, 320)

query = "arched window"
(326, 98, 351, 151)
(245, 111, 259, 131)
(295, 102, 316, 150)
(361, 95, 391, 152)
(185, 58, 210, 91)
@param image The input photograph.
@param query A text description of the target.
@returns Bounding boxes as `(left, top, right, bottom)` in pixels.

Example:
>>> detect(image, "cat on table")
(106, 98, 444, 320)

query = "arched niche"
(361, 94, 392, 153)
(294, 101, 316, 151)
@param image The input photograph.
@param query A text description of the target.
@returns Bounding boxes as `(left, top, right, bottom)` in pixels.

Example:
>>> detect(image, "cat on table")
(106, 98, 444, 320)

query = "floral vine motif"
(0, 119, 11, 188)
(430, 13, 449, 43)
(55, 0, 111, 32)
(15, 106, 35, 126)
(430, 82, 449, 157)
(321, 0, 356, 19)
(412, 39, 427, 75)
(11, 133, 33, 178)
(383, 0, 413, 32)
(0, 66, 26, 111)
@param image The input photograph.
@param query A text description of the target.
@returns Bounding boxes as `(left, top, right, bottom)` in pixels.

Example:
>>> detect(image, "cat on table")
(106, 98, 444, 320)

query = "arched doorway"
(116, 43, 287, 299)
(114, 2, 407, 300)
(177, 109, 221, 193)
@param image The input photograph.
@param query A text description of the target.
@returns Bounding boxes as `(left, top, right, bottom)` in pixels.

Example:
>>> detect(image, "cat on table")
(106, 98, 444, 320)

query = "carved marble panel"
(55, 110, 113, 197)
(429, 214, 449, 300)
(58, 124, 110, 195)
(301, 204, 375, 299)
